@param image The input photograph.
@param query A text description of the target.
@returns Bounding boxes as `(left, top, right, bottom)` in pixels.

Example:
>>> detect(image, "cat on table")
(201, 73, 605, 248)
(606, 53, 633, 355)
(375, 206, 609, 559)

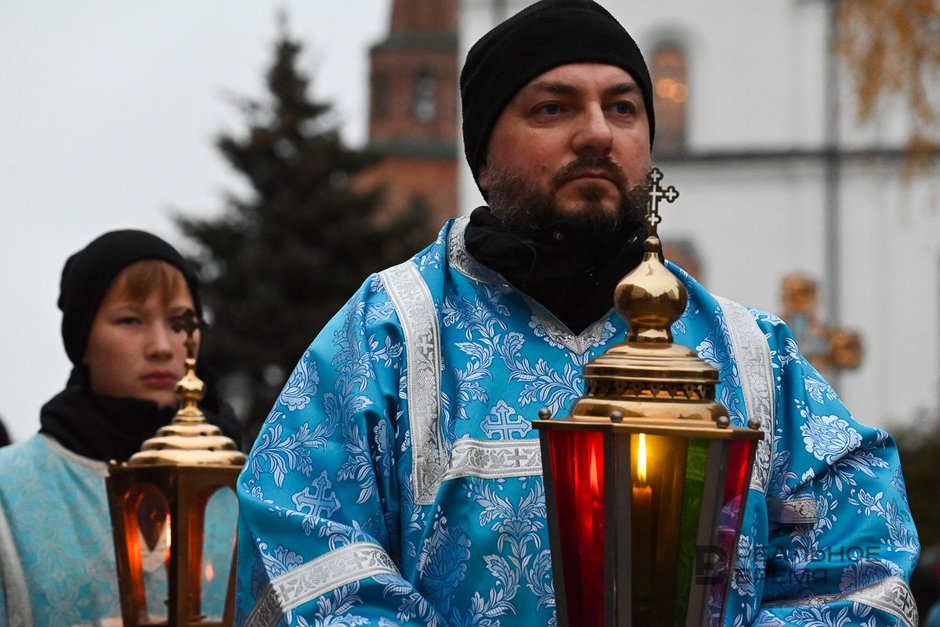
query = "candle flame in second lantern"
(637, 433, 648, 487)
(164, 519, 172, 565)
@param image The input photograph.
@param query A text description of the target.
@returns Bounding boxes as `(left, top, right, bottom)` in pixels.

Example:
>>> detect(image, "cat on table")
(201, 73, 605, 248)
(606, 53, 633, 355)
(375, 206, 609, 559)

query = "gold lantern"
(106, 310, 245, 626)
(533, 168, 763, 626)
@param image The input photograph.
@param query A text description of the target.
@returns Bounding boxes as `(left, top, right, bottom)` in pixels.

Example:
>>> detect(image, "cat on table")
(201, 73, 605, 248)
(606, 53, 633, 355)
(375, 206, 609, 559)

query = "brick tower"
(356, 0, 459, 226)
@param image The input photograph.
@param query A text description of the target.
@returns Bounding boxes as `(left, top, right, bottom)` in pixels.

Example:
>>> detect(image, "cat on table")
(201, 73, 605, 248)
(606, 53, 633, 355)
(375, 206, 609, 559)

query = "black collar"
(464, 207, 646, 334)
(39, 369, 177, 462)
(39, 367, 242, 461)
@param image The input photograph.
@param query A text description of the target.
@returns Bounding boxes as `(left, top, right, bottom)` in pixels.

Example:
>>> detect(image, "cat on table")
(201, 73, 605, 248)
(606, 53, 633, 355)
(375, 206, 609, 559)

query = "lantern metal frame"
(107, 464, 241, 626)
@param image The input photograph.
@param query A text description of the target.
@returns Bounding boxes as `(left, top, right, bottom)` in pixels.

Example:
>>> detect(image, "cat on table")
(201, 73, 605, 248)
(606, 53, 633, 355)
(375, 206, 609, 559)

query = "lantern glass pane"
(199, 486, 239, 618)
(630, 433, 688, 625)
(547, 429, 606, 627)
(132, 485, 170, 620)
(674, 438, 710, 623)
(707, 437, 757, 626)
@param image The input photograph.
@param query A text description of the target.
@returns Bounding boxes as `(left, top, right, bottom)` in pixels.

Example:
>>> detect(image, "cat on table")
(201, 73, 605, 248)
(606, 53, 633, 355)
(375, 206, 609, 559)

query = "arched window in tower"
(650, 43, 688, 156)
(412, 69, 437, 123)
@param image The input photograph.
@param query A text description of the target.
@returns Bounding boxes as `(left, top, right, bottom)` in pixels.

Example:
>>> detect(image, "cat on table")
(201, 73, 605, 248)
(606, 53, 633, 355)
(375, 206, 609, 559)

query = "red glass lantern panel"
(546, 428, 607, 627)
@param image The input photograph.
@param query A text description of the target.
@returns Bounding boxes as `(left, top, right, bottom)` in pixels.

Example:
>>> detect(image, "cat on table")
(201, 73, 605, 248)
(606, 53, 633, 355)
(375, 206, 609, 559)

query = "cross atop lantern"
(533, 168, 762, 627)
(106, 309, 245, 626)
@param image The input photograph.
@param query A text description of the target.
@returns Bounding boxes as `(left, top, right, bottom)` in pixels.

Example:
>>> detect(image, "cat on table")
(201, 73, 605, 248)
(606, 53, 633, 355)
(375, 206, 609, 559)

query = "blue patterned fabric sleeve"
(752, 313, 919, 626)
(235, 276, 444, 626)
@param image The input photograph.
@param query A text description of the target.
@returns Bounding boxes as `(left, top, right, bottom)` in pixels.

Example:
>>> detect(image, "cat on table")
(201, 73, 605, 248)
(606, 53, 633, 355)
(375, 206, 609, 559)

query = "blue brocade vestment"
(236, 217, 919, 626)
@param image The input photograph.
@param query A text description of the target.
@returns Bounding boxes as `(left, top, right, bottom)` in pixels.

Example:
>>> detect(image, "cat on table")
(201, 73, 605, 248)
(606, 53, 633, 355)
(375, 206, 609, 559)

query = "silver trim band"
(380, 261, 445, 505)
(0, 504, 34, 627)
(760, 575, 917, 627)
(716, 297, 775, 493)
(443, 438, 543, 482)
(245, 542, 400, 627)
(767, 495, 818, 525)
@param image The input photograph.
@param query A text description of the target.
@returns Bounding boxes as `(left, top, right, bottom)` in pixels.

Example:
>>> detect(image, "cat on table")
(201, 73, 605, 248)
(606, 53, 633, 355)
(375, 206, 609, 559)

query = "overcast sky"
(0, 1, 390, 443)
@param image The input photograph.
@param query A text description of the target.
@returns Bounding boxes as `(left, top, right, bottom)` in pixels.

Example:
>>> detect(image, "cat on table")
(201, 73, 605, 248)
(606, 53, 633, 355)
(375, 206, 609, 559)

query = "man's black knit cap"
(460, 0, 655, 188)
(58, 229, 202, 366)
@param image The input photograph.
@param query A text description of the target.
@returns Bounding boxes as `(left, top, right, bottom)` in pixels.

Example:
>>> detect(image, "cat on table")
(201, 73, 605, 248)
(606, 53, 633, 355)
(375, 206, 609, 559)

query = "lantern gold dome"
(128, 421, 246, 466)
(615, 235, 687, 344)
(575, 234, 734, 429)
(126, 356, 246, 467)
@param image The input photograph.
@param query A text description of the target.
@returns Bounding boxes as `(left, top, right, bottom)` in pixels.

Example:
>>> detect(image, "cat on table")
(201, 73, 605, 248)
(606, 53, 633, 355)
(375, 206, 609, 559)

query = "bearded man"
(235, 1, 918, 625)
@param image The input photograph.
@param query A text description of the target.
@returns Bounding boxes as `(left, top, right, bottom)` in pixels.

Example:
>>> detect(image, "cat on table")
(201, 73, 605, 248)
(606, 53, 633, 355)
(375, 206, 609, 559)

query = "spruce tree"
(177, 22, 430, 439)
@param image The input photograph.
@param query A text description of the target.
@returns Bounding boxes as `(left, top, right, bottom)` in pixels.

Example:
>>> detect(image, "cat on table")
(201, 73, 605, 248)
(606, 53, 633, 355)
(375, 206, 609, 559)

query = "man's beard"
(486, 156, 647, 233)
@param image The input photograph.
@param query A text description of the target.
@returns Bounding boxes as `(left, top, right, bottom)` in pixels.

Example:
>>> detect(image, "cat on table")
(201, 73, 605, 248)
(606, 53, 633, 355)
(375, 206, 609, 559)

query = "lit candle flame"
(164, 519, 172, 565)
(637, 433, 648, 487)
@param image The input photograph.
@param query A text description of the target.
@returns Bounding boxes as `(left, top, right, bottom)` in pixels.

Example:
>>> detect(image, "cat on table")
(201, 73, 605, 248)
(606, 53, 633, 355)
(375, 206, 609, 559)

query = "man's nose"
(571, 105, 613, 156)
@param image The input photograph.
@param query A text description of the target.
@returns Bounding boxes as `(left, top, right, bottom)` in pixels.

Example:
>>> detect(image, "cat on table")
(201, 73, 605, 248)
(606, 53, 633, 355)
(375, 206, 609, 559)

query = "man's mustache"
(552, 156, 630, 191)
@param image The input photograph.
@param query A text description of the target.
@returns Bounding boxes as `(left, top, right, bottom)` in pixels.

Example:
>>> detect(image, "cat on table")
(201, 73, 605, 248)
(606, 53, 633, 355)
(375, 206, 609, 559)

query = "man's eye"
(537, 103, 562, 115)
(116, 316, 141, 325)
(611, 102, 636, 115)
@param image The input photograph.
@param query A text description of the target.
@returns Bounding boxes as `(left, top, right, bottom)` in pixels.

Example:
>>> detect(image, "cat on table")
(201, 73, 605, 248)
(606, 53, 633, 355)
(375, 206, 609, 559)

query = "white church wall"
(616, 1, 813, 149)
(836, 166, 940, 426)
(664, 160, 940, 429)
(659, 160, 827, 312)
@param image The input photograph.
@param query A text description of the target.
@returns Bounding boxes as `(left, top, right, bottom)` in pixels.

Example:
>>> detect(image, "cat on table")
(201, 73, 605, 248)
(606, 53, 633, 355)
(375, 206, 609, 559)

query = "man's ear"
(478, 159, 491, 192)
